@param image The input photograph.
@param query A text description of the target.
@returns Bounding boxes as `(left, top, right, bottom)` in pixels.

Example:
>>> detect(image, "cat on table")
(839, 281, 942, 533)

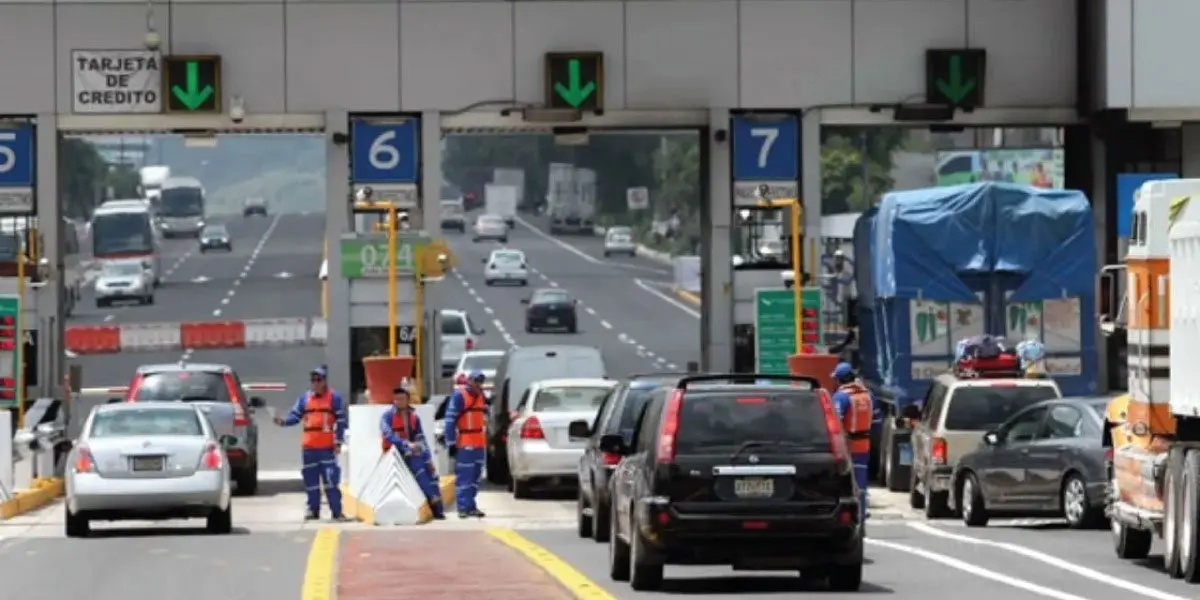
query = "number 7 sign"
(731, 115, 798, 181)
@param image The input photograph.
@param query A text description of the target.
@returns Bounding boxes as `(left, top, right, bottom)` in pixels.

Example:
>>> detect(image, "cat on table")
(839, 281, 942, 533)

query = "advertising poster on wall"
(935, 148, 1064, 189)
(1004, 296, 1083, 375)
(907, 295, 986, 380)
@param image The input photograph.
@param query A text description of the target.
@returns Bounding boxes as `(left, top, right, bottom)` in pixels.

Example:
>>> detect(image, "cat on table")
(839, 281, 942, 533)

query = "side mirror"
(107, 397, 123, 404)
(598, 433, 626, 455)
(481, 258, 488, 264)
(248, 397, 266, 408)
(568, 420, 591, 439)
(520, 298, 529, 304)
(218, 434, 237, 447)
(983, 431, 1002, 446)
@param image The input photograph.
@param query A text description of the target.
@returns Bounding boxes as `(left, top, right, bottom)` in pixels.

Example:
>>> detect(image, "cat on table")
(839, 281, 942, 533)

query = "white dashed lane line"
(204, 213, 282, 322)
(454, 271, 518, 348)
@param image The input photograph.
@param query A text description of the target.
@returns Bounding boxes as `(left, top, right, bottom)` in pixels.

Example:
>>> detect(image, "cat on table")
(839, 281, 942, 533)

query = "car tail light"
(931, 437, 948, 465)
(520, 416, 545, 440)
(74, 445, 96, 473)
(655, 511, 671, 526)
(124, 373, 145, 402)
(837, 506, 857, 525)
(742, 520, 768, 530)
(465, 338, 474, 351)
(601, 451, 622, 466)
(656, 390, 684, 463)
(223, 373, 249, 427)
(199, 443, 223, 470)
(817, 389, 849, 465)
(1105, 447, 1114, 463)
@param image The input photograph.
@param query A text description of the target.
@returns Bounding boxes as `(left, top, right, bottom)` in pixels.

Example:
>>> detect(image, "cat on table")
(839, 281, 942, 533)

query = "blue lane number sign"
(350, 119, 418, 184)
(731, 115, 798, 181)
(0, 124, 34, 188)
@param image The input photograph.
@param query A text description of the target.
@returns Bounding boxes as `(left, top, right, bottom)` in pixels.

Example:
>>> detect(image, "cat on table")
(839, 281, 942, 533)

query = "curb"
(674, 287, 701, 307)
(1, 477, 64, 519)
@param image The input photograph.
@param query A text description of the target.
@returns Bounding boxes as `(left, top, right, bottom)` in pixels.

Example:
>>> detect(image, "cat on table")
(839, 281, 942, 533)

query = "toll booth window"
(1136, 211, 1148, 246)
(732, 207, 793, 271)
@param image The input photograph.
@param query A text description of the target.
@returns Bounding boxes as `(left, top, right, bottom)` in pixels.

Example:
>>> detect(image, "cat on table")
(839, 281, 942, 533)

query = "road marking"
(908, 523, 1192, 599)
(300, 528, 340, 600)
(485, 528, 616, 600)
(867, 538, 1088, 599)
(600, 320, 612, 329)
(634, 278, 700, 319)
(513, 215, 671, 275)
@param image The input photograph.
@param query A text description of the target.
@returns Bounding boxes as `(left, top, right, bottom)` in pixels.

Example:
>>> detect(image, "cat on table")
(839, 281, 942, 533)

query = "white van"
(90, 201, 162, 286)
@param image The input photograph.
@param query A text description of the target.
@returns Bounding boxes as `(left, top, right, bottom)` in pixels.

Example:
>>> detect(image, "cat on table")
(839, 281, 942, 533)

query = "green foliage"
(820, 127, 910, 214)
(58, 139, 107, 218)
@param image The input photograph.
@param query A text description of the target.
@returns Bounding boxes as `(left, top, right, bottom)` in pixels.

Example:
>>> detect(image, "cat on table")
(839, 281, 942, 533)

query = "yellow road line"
(675, 288, 701, 306)
(300, 528, 340, 600)
(486, 528, 616, 600)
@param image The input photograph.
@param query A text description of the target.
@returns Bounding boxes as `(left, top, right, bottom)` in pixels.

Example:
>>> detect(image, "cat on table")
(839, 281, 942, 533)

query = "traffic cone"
(362, 355, 414, 405)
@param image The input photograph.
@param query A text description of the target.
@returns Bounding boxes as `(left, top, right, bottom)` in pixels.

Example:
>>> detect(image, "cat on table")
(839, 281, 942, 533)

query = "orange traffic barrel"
(363, 355, 415, 405)
(787, 353, 841, 392)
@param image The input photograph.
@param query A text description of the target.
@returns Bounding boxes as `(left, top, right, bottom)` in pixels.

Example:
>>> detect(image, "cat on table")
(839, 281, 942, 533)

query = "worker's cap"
(467, 370, 486, 382)
(310, 365, 328, 379)
(393, 386, 410, 396)
(831, 362, 855, 380)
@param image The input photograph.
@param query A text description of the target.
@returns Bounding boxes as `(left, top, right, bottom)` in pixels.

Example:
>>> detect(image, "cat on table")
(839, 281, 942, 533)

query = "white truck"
(484, 184, 519, 228)
(139, 165, 170, 206)
(492, 168, 526, 209)
(546, 163, 597, 235)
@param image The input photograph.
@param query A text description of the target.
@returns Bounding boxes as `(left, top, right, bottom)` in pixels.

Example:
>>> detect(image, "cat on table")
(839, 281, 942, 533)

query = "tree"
(820, 127, 911, 214)
(58, 138, 107, 218)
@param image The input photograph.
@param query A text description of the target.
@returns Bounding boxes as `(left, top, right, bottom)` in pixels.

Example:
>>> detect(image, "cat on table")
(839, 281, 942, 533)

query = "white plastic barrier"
(342, 404, 435, 525)
(244, 318, 308, 346)
(673, 255, 701, 293)
(119, 322, 181, 351)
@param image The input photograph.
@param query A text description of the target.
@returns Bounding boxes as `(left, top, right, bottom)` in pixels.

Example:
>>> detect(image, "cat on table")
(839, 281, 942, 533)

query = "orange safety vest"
(840, 383, 873, 455)
(454, 386, 487, 448)
(301, 392, 337, 450)
(382, 409, 420, 452)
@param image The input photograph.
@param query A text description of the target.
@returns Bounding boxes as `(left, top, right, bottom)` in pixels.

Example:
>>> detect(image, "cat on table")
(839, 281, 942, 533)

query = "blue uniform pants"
(454, 446, 485, 513)
(301, 447, 343, 516)
(403, 454, 445, 517)
(851, 452, 870, 521)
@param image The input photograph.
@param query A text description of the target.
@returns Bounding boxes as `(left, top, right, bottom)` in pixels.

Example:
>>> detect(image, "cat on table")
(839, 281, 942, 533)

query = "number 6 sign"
(731, 115, 798, 181)
(350, 119, 419, 184)
(0, 124, 34, 188)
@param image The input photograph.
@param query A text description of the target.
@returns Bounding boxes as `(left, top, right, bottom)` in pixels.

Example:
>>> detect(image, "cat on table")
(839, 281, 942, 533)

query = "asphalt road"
(428, 215, 700, 378)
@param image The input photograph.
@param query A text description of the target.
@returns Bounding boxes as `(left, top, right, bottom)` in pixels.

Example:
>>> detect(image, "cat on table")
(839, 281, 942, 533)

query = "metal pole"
(413, 251, 424, 401)
(16, 240, 25, 429)
(387, 204, 398, 357)
(788, 200, 803, 354)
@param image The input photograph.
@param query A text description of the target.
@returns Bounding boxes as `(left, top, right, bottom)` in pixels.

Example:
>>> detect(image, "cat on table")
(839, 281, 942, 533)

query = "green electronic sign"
(0, 296, 20, 408)
(340, 232, 432, 279)
(164, 55, 221, 114)
(754, 287, 823, 375)
(926, 49, 986, 109)
(545, 52, 603, 110)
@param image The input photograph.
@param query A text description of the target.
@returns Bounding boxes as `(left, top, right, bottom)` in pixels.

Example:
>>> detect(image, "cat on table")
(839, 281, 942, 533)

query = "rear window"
(462, 353, 503, 372)
(535, 291, 571, 304)
(133, 371, 231, 403)
(90, 408, 204, 438)
(533, 386, 611, 413)
(942, 385, 1060, 430)
(674, 392, 831, 453)
(492, 252, 523, 264)
(442, 315, 467, 335)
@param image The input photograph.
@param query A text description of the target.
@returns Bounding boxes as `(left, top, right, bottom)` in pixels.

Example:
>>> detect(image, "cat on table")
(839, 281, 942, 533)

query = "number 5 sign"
(350, 118, 419, 184)
(731, 115, 797, 181)
(0, 124, 34, 188)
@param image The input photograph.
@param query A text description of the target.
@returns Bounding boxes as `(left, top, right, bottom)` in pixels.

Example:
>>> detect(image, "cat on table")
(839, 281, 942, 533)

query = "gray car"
(65, 402, 234, 537)
(115, 363, 266, 495)
(950, 396, 1110, 529)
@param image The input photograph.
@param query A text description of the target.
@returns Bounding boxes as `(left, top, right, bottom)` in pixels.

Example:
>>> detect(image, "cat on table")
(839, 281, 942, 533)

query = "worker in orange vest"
(274, 366, 347, 521)
(380, 386, 445, 520)
(443, 371, 488, 519)
(830, 362, 875, 522)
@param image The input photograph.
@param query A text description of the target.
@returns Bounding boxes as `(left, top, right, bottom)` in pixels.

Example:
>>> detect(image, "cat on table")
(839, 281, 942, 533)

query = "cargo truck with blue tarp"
(854, 182, 1098, 490)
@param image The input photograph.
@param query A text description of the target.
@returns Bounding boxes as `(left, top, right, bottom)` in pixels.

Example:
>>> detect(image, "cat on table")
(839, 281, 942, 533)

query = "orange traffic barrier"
(181, 321, 246, 349)
(65, 326, 121, 355)
(363, 355, 414, 404)
(787, 353, 841, 393)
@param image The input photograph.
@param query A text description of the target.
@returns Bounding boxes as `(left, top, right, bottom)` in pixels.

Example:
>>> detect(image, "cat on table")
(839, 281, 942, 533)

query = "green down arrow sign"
(545, 52, 603, 110)
(926, 49, 985, 109)
(554, 59, 595, 108)
(164, 55, 222, 113)
(936, 55, 975, 104)
(172, 62, 213, 110)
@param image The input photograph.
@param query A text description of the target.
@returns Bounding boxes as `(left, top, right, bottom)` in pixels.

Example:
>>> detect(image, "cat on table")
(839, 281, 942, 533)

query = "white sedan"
(603, 226, 637, 257)
(94, 259, 155, 307)
(507, 378, 616, 498)
(484, 249, 528, 286)
(473, 214, 509, 243)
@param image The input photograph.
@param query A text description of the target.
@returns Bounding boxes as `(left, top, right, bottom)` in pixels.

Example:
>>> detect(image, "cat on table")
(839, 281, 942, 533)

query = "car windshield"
(533, 386, 611, 413)
(441, 183, 462, 198)
(534, 291, 571, 304)
(202, 226, 227, 238)
(674, 391, 831, 453)
(442, 315, 467, 335)
(103, 262, 143, 277)
(90, 408, 204, 438)
(943, 385, 1060, 430)
(132, 371, 233, 403)
(492, 252, 523, 264)
(608, 227, 631, 238)
(479, 215, 504, 225)
(461, 353, 503, 372)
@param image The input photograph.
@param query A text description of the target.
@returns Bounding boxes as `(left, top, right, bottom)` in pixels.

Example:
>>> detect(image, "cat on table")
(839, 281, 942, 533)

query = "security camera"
(229, 96, 246, 123)
(144, 30, 162, 52)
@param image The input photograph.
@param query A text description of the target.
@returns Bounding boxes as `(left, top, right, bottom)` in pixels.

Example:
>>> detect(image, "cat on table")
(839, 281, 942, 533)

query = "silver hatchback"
(65, 402, 234, 537)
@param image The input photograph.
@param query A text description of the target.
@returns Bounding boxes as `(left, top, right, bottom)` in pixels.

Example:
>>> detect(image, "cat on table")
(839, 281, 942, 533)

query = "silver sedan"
(65, 402, 234, 537)
(507, 378, 616, 498)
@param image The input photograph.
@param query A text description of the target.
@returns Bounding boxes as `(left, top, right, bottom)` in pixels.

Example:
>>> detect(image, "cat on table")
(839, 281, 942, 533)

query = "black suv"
(604, 374, 864, 591)
(570, 373, 686, 543)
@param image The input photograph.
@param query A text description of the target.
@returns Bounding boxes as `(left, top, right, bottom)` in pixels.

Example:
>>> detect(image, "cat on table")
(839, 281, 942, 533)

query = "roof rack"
(675, 373, 819, 390)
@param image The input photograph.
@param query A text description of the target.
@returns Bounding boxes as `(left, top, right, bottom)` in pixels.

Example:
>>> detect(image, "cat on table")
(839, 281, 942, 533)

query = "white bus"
(90, 201, 161, 286)
(159, 176, 206, 238)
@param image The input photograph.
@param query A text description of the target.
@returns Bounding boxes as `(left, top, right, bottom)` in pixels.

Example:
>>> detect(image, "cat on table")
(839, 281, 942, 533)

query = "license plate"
(547, 317, 558, 324)
(733, 477, 774, 498)
(131, 456, 164, 472)
(898, 443, 913, 466)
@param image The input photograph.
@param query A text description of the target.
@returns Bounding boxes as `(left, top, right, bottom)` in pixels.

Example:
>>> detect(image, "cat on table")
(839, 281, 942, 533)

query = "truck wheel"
(1165, 448, 1185, 578)
(1112, 518, 1153, 560)
(1181, 450, 1200, 582)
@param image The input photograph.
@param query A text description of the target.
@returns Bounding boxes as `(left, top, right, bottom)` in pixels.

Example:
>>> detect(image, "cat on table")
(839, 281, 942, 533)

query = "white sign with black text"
(72, 50, 162, 114)
(626, 187, 650, 210)
(0, 189, 33, 215)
